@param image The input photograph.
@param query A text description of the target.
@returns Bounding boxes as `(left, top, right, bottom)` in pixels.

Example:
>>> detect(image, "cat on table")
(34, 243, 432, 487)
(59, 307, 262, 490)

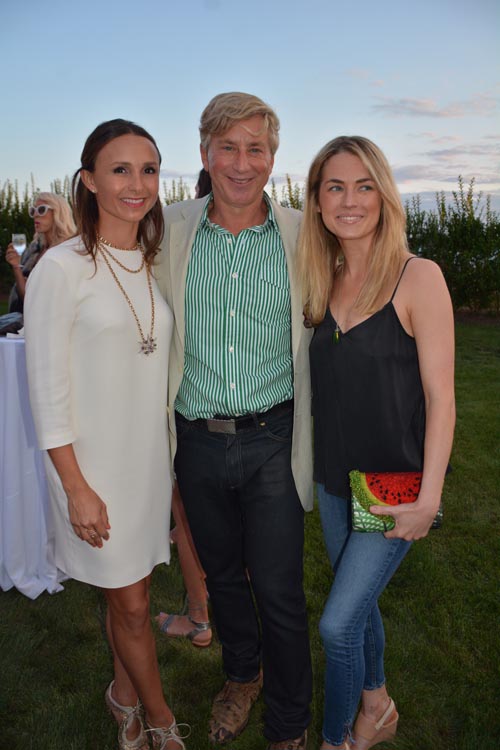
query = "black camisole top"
(309, 258, 426, 500)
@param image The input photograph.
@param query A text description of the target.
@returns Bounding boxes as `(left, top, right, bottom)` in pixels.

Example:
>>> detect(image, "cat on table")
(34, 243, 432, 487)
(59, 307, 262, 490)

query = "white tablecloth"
(0, 338, 66, 598)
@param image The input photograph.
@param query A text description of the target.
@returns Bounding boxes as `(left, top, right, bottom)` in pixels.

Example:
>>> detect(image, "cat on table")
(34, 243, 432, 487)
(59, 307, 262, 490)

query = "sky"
(1, 0, 499, 212)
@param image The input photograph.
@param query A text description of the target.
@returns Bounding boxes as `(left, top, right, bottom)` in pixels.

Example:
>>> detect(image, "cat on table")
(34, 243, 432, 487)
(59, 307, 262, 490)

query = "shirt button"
(231, 272, 238, 279)
(230, 382, 236, 390)
(230, 310, 235, 317)
(229, 346, 234, 353)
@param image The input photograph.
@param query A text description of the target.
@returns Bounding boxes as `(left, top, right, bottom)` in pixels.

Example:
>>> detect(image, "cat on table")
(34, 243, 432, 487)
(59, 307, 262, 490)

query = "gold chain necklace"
(99, 242, 145, 274)
(98, 234, 142, 252)
(332, 265, 364, 344)
(98, 247, 157, 355)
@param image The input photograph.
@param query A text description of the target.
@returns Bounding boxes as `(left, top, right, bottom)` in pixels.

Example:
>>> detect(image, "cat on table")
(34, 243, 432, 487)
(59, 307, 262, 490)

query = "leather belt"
(178, 400, 293, 435)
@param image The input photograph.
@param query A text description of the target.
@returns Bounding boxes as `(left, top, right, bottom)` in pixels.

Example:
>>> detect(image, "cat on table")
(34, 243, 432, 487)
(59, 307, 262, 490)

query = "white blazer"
(154, 197, 313, 511)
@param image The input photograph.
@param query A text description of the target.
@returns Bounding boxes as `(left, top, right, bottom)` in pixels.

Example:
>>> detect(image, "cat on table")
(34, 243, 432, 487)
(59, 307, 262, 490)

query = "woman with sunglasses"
(6, 192, 76, 313)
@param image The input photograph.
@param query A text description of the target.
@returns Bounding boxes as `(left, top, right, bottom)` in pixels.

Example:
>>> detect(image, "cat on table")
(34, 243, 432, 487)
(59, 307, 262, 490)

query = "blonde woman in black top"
(297, 136, 455, 749)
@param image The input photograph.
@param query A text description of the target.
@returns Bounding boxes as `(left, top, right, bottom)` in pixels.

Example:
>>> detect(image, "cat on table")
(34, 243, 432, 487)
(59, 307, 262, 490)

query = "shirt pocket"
(252, 264, 291, 324)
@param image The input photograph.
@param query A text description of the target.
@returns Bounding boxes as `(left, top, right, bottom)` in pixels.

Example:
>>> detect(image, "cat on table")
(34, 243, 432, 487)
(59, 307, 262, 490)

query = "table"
(0, 337, 66, 598)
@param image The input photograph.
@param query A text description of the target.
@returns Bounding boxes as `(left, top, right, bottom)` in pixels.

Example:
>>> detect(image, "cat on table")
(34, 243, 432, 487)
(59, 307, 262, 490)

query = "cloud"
(470, 176, 500, 186)
(423, 142, 500, 161)
(408, 132, 462, 144)
(430, 135, 462, 145)
(346, 68, 385, 88)
(392, 162, 500, 186)
(392, 164, 456, 183)
(372, 95, 498, 118)
(408, 131, 439, 139)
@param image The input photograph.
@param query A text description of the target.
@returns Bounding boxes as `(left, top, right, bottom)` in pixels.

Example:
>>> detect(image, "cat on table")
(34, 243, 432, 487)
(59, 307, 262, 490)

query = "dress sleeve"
(24, 255, 77, 450)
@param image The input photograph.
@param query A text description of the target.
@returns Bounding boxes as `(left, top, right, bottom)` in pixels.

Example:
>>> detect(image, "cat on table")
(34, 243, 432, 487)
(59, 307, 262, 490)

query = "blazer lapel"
(169, 201, 206, 344)
(273, 201, 303, 364)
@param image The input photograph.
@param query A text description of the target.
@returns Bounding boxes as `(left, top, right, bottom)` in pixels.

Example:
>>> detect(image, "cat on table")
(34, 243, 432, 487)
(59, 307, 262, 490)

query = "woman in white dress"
(24, 119, 187, 750)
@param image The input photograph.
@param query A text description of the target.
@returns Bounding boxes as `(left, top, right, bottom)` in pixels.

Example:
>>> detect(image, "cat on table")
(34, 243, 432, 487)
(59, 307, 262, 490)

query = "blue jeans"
(317, 484, 411, 746)
(174, 406, 312, 741)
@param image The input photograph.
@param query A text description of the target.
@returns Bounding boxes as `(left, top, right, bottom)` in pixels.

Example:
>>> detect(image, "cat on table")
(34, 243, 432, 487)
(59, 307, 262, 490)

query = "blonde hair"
(297, 136, 408, 326)
(199, 92, 280, 155)
(33, 192, 76, 248)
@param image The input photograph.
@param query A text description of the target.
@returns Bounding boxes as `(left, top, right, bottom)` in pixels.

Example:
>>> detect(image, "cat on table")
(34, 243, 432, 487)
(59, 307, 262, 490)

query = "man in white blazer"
(155, 92, 312, 750)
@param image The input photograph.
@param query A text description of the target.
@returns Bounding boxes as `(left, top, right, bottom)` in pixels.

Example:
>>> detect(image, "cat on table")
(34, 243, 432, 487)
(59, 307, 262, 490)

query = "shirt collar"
(200, 192, 278, 233)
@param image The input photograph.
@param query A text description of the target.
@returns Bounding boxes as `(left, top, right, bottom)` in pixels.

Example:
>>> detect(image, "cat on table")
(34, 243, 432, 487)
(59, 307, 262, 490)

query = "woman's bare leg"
(104, 577, 175, 730)
(106, 597, 140, 703)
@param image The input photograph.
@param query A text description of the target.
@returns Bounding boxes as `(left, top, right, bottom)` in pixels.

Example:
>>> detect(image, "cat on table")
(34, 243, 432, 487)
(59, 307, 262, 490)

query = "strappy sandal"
(157, 612, 212, 648)
(353, 697, 399, 749)
(146, 718, 191, 749)
(105, 681, 149, 750)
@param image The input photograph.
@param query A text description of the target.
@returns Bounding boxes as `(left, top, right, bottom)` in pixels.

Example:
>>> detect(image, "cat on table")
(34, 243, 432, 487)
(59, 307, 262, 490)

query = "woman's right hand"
(5, 243, 21, 269)
(370, 500, 437, 541)
(47, 445, 111, 548)
(67, 483, 110, 548)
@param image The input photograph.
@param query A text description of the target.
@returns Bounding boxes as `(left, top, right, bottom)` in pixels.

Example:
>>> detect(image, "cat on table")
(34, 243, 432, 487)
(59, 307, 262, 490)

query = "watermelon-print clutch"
(349, 470, 443, 533)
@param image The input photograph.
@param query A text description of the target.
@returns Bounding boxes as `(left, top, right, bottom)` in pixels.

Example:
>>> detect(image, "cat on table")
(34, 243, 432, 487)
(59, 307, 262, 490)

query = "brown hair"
(194, 168, 212, 198)
(199, 92, 280, 155)
(71, 119, 163, 266)
(298, 136, 408, 325)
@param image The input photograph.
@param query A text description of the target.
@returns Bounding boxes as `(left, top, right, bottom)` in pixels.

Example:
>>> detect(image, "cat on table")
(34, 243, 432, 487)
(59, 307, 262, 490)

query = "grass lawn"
(0, 319, 499, 749)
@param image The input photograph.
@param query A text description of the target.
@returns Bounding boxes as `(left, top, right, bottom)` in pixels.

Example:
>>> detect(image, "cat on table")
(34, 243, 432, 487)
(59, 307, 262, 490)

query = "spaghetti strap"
(389, 256, 419, 302)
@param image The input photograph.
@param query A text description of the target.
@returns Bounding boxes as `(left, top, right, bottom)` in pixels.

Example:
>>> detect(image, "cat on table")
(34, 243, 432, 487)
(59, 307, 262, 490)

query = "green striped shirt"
(176, 195, 293, 419)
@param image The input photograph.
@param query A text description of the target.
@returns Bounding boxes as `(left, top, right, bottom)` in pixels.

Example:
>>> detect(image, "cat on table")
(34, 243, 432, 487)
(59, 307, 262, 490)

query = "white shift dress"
(24, 236, 172, 588)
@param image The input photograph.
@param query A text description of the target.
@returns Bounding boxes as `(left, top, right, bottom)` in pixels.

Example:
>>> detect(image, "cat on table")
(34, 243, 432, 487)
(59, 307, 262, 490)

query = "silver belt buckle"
(206, 418, 236, 434)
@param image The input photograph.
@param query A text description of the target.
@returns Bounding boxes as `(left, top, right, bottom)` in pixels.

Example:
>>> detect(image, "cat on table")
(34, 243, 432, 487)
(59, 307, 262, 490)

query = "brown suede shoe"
(208, 672, 263, 744)
(266, 730, 308, 749)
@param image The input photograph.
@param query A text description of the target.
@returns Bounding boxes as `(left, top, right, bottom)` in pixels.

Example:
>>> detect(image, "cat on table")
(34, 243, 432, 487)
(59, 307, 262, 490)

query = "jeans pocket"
(263, 412, 293, 443)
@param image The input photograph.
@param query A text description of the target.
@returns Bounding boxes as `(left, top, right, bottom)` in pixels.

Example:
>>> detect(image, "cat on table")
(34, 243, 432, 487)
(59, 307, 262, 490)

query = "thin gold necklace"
(99, 242, 145, 274)
(98, 234, 141, 252)
(332, 265, 364, 344)
(98, 247, 156, 355)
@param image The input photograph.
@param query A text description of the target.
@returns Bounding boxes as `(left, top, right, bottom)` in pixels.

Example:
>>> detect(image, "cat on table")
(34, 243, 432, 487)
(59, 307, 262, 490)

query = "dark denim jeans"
(317, 484, 412, 746)
(174, 406, 312, 741)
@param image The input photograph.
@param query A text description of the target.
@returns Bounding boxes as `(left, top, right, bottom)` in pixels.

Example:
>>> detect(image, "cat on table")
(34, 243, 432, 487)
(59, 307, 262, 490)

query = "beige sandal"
(105, 681, 149, 750)
(146, 718, 191, 749)
(353, 698, 399, 749)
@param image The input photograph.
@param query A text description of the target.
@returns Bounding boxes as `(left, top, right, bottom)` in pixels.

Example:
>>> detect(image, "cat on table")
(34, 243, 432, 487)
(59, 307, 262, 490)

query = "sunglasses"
(29, 204, 53, 218)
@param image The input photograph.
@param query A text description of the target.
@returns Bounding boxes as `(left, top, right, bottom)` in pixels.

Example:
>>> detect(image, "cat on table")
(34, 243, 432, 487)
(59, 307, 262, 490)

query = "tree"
(406, 177, 499, 311)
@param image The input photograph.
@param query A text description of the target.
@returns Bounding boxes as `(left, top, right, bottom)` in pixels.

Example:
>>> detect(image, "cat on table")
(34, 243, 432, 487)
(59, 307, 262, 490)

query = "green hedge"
(406, 178, 500, 312)
(1, 175, 499, 311)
